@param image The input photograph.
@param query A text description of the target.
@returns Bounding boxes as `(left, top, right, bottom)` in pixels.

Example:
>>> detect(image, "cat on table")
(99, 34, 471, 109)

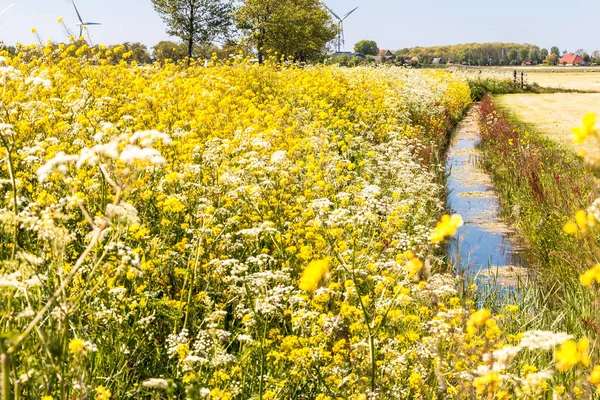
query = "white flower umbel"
(36, 152, 79, 182)
(36, 130, 171, 182)
(142, 378, 170, 390)
(119, 145, 166, 166)
(519, 330, 573, 351)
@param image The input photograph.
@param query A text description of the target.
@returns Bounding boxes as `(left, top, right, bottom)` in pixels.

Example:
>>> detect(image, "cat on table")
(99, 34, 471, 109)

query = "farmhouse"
(373, 49, 396, 62)
(559, 53, 585, 66)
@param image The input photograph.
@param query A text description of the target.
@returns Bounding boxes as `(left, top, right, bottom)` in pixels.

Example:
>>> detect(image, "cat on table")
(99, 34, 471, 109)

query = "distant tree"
(390, 43, 568, 67)
(152, 40, 187, 63)
(214, 40, 252, 59)
(151, 0, 233, 63)
(575, 48, 585, 56)
(529, 46, 540, 64)
(550, 46, 560, 56)
(328, 54, 366, 67)
(236, 0, 337, 63)
(518, 47, 529, 63)
(507, 48, 518, 65)
(1, 44, 16, 56)
(122, 42, 152, 64)
(583, 53, 590, 63)
(194, 42, 220, 59)
(544, 53, 559, 65)
(354, 40, 379, 56)
(396, 48, 410, 56)
(592, 50, 600, 63)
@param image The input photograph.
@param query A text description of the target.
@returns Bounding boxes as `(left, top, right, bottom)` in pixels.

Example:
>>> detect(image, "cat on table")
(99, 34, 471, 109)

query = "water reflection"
(446, 109, 526, 295)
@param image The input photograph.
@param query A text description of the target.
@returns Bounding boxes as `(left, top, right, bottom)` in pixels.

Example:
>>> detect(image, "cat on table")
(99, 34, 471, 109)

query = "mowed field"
(496, 93, 600, 152)
(528, 72, 600, 92)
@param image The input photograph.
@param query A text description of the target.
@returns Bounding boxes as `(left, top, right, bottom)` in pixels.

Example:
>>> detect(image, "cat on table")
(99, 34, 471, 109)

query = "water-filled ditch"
(446, 105, 527, 291)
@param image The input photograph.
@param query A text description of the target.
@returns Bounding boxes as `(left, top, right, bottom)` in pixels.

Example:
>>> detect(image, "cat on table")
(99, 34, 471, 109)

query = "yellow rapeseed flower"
(299, 258, 330, 292)
(405, 255, 423, 278)
(576, 210, 588, 230)
(564, 210, 596, 235)
(563, 221, 578, 235)
(57, 17, 63, 23)
(95, 386, 111, 400)
(580, 264, 600, 287)
(430, 214, 463, 243)
(556, 337, 589, 371)
(589, 365, 600, 387)
(505, 304, 519, 313)
(68, 338, 85, 355)
(30, 27, 37, 34)
(571, 113, 597, 144)
(473, 372, 500, 395)
(162, 197, 186, 213)
(466, 308, 491, 335)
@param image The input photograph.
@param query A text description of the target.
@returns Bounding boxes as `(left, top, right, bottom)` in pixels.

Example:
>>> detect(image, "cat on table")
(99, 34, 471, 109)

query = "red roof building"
(559, 53, 585, 66)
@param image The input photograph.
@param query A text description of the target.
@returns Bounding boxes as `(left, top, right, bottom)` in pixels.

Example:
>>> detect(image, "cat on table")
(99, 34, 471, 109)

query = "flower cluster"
(9, 46, 597, 399)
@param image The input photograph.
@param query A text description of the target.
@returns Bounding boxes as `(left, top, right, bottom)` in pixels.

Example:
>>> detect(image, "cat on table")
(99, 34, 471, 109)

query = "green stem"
(258, 323, 267, 400)
(0, 137, 18, 260)
(1, 353, 9, 400)
(13, 379, 19, 400)
(7, 188, 121, 356)
(332, 249, 376, 392)
(183, 240, 203, 331)
(369, 333, 376, 393)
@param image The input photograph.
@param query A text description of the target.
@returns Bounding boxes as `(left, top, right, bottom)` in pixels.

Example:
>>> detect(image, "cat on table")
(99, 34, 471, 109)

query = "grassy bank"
(461, 71, 598, 101)
(477, 95, 600, 335)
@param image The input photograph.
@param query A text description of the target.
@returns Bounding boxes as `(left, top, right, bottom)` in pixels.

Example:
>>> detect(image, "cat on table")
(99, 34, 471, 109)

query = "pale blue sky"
(0, 0, 598, 53)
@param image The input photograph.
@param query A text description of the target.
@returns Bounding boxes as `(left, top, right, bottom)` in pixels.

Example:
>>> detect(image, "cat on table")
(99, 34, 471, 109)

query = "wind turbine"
(71, 0, 101, 39)
(324, 5, 358, 53)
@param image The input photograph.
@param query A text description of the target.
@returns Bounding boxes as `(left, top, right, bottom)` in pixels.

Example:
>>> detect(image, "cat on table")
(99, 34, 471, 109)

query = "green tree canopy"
(151, 0, 233, 62)
(393, 42, 556, 66)
(354, 40, 379, 56)
(544, 53, 559, 65)
(152, 40, 188, 63)
(235, 0, 337, 63)
(120, 42, 152, 64)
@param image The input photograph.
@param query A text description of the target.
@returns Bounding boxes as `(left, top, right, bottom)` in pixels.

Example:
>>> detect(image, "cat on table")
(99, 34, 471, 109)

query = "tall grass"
(466, 76, 593, 101)
(477, 95, 600, 336)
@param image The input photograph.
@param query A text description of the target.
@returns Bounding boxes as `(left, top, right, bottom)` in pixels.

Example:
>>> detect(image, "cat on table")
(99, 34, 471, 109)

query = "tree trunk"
(257, 29, 264, 64)
(187, 1, 194, 66)
(187, 36, 194, 66)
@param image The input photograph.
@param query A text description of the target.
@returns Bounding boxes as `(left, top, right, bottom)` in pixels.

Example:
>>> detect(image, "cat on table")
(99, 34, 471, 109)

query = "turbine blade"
(341, 7, 358, 21)
(0, 2, 14, 16)
(79, 25, 83, 38)
(84, 22, 102, 25)
(323, 4, 341, 21)
(72, 0, 84, 24)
